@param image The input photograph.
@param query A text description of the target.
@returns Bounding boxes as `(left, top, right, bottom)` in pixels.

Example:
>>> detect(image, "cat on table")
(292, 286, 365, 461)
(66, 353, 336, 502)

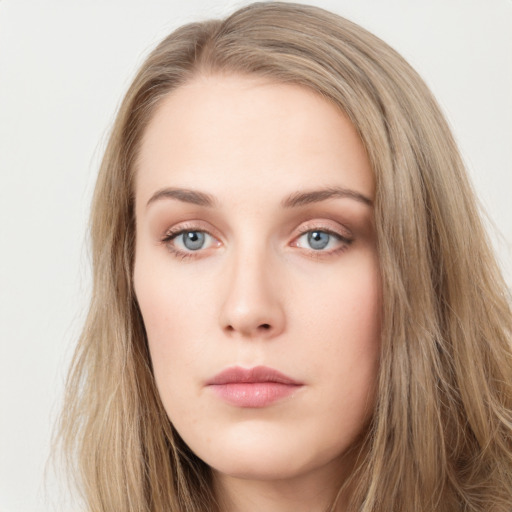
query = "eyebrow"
(146, 185, 372, 209)
(281, 186, 373, 208)
(146, 187, 217, 208)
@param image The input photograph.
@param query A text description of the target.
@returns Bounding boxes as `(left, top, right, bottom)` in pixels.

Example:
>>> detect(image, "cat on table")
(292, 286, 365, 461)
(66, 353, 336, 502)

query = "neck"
(212, 452, 356, 512)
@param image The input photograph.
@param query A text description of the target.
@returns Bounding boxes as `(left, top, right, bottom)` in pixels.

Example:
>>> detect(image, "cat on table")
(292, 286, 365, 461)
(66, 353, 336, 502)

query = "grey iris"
(308, 231, 330, 250)
(183, 231, 205, 250)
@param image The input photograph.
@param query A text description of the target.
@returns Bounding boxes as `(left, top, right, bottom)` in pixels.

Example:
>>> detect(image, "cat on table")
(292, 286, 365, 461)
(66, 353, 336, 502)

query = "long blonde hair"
(58, 2, 512, 511)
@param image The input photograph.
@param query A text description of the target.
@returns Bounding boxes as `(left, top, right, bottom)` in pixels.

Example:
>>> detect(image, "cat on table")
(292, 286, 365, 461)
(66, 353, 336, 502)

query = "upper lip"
(206, 365, 302, 386)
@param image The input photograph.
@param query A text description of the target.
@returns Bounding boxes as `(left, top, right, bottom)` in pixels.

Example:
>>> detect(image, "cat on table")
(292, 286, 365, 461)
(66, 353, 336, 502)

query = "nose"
(219, 247, 286, 339)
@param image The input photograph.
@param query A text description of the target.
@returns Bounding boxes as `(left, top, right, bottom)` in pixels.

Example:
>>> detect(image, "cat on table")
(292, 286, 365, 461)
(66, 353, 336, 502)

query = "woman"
(58, 2, 512, 511)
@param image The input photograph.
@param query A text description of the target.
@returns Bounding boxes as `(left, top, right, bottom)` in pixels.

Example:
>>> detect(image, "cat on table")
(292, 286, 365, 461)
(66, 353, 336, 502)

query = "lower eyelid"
(291, 228, 353, 252)
(160, 225, 351, 257)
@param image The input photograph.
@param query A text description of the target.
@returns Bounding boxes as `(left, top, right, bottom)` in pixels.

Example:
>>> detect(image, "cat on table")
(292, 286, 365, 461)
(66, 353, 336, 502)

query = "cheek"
(133, 256, 203, 385)
(298, 255, 381, 416)
(300, 254, 381, 358)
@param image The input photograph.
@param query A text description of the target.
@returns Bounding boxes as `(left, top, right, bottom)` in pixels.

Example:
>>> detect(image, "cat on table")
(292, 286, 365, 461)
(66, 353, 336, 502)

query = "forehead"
(135, 74, 374, 207)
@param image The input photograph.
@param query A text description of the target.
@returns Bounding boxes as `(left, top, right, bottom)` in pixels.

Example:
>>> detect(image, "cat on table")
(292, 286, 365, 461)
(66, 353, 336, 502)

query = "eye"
(294, 229, 350, 252)
(163, 229, 218, 255)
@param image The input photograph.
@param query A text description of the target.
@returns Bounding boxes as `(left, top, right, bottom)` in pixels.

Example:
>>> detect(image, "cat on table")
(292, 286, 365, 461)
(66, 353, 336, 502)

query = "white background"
(0, 1, 511, 511)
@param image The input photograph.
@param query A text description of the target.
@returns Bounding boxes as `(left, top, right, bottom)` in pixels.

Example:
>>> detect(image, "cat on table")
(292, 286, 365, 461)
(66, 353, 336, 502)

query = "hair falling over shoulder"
(56, 2, 512, 511)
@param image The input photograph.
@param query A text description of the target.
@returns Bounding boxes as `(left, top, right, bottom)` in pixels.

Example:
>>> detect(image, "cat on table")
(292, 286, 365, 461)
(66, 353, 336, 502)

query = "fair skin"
(134, 74, 381, 512)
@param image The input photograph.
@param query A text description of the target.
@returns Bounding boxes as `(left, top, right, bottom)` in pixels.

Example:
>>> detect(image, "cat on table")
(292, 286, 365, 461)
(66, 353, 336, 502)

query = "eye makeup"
(159, 218, 354, 262)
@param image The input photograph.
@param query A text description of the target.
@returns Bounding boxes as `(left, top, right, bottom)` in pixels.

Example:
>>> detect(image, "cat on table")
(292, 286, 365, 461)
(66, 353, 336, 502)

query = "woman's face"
(134, 75, 381, 486)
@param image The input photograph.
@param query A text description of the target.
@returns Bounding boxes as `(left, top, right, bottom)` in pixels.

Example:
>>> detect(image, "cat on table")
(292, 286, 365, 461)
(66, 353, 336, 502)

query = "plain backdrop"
(0, 1, 511, 511)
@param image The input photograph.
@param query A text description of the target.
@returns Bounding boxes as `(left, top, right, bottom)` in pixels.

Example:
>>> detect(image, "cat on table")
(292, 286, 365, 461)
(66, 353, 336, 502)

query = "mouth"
(206, 365, 304, 408)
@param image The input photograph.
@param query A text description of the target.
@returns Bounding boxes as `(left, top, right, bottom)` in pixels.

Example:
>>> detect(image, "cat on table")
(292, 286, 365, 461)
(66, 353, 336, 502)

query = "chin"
(185, 422, 352, 483)
(212, 452, 307, 481)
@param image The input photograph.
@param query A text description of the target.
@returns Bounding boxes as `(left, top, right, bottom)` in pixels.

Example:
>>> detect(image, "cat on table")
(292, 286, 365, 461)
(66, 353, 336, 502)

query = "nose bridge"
(219, 237, 285, 338)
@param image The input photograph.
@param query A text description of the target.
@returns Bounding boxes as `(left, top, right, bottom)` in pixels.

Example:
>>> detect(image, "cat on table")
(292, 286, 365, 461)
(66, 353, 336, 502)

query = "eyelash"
(294, 226, 353, 259)
(161, 225, 216, 261)
(160, 224, 353, 261)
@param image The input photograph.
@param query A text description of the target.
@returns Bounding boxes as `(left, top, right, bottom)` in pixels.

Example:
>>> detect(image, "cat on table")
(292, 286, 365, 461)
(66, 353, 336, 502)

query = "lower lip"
(208, 382, 302, 408)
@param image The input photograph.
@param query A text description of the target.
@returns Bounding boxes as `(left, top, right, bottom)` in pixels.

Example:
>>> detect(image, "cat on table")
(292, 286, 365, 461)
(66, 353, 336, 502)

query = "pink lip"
(206, 366, 303, 408)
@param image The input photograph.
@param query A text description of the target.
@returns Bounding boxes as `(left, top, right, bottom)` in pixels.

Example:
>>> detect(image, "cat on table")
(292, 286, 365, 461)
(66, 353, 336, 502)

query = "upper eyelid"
(161, 220, 352, 239)
(296, 225, 342, 236)
(295, 221, 353, 240)
(159, 217, 353, 241)
(162, 221, 218, 240)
